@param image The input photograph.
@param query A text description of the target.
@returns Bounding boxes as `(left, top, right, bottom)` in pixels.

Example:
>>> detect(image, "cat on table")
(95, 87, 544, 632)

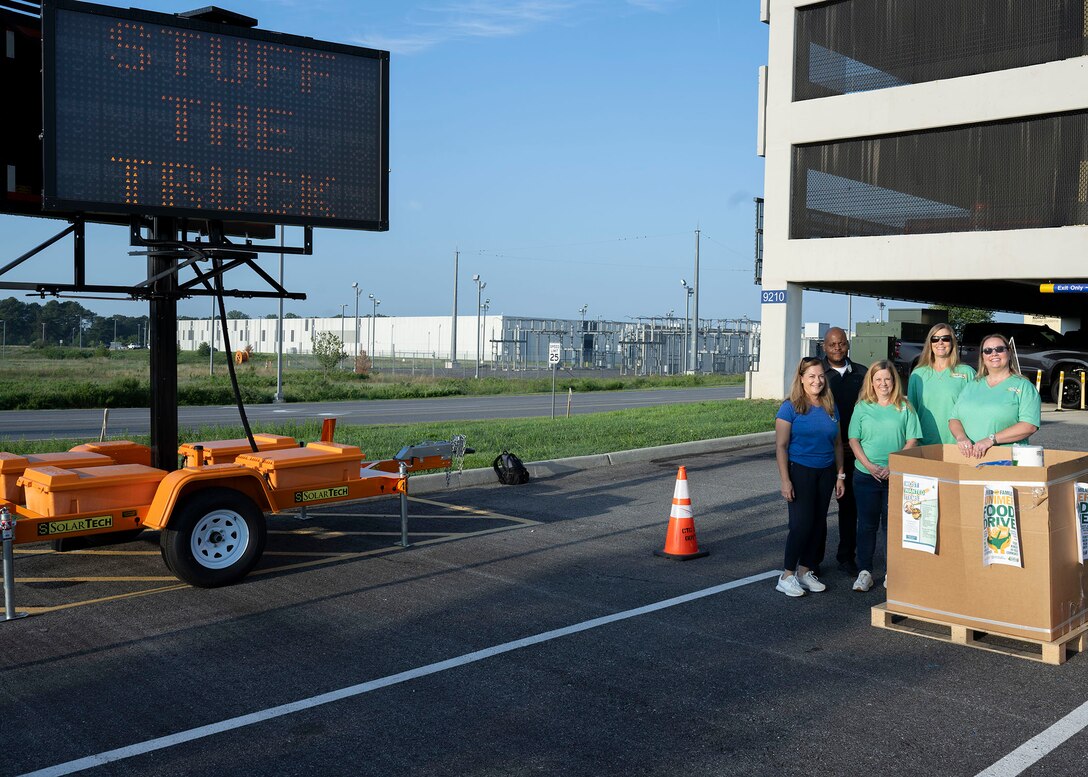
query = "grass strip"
(0, 400, 779, 470)
(0, 346, 740, 409)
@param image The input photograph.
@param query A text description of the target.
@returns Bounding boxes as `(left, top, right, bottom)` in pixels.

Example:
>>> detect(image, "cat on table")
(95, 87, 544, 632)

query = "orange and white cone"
(653, 466, 708, 560)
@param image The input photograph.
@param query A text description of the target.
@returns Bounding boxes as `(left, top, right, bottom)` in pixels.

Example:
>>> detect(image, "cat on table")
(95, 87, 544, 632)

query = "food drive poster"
(901, 475, 938, 553)
(1076, 483, 1088, 564)
(983, 485, 1022, 568)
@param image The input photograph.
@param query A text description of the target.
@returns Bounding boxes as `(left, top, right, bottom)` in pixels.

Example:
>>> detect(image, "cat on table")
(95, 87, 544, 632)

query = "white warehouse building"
(176, 314, 759, 374)
(755, 0, 1088, 398)
(177, 315, 488, 361)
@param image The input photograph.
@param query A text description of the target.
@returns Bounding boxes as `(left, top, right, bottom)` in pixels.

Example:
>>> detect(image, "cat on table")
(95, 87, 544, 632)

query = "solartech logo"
(294, 486, 349, 503)
(37, 515, 113, 536)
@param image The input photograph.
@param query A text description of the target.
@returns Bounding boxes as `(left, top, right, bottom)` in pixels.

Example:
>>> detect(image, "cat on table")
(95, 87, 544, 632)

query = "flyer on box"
(902, 475, 938, 553)
(983, 484, 1022, 567)
(1076, 483, 1088, 564)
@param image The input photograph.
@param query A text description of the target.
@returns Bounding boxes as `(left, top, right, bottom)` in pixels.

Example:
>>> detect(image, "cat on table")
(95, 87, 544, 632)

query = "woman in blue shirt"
(775, 357, 845, 597)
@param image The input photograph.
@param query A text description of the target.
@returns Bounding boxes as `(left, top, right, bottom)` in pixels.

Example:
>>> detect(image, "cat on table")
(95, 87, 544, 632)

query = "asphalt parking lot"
(3, 408, 1088, 776)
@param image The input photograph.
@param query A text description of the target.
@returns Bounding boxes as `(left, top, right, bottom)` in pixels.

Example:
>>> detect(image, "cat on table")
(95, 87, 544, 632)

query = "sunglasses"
(982, 346, 1008, 355)
(930, 335, 953, 343)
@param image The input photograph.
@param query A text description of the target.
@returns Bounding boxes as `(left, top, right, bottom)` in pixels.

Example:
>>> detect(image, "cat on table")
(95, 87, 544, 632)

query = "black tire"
(161, 488, 266, 588)
(1050, 367, 1086, 409)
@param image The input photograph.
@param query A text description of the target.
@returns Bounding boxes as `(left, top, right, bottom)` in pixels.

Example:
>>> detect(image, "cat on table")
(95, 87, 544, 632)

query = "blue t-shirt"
(776, 400, 839, 468)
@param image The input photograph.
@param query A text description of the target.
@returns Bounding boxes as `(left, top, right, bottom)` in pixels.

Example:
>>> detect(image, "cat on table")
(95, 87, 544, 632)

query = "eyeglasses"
(930, 335, 953, 343)
(982, 346, 1008, 355)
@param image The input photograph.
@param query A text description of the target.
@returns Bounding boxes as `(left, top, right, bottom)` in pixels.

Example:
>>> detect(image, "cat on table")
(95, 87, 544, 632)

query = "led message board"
(42, 0, 389, 230)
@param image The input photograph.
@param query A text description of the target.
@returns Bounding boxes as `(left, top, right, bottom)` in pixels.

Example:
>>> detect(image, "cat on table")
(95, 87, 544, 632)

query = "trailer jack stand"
(397, 460, 410, 548)
(1, 508, 28, 622)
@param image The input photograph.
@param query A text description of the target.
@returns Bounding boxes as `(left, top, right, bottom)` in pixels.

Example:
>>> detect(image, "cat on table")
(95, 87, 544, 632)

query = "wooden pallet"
(871, 603, 1088, 666)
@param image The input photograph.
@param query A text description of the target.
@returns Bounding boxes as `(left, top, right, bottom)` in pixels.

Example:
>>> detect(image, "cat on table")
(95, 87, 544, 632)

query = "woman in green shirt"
(907, 323, 975, 445)
(848, 360, 921, 592)
(949, 333, 1041, 459)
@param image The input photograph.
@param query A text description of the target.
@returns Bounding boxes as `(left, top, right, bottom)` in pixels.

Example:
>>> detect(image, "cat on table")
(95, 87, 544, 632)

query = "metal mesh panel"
(791, 111, 1088, 238)
(795, 0, 1088, 101)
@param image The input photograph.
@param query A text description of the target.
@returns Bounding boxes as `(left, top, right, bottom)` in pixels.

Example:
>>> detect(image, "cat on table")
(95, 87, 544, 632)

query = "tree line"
(0, 297, 148, 347)
(0, 296, 372, 349)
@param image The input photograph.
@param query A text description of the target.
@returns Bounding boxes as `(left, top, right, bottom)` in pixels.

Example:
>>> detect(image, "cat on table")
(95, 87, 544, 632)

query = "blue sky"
(2, 0, 883, 326)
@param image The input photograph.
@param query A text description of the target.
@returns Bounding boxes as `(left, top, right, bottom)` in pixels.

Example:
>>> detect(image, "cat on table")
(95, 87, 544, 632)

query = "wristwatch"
(988, 433, 997, 444)
(837, 472, 846, 480)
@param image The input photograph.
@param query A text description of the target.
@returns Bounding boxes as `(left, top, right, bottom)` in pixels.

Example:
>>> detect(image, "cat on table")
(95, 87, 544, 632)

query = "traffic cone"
(653, 466, 708, 560)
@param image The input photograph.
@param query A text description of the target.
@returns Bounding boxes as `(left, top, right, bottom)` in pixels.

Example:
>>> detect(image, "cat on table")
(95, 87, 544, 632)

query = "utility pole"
(473, 273, 485, 378)
(351, 281, 361, 361)
(451, 250, 459, 366)
(339, 304, 348, 369)
(208, 295, 215, 376)
(690, 228, 700, 373)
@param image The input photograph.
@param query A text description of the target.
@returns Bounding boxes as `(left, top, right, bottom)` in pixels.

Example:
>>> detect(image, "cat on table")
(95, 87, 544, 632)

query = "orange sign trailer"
(1, 433, 466, 589)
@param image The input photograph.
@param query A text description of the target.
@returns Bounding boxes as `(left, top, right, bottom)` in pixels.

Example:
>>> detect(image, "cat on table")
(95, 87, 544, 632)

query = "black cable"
(212, 258, 258, 452)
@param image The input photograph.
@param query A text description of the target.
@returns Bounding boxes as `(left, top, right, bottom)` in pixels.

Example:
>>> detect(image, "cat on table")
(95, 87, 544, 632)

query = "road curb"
(407, 430, 775, 495)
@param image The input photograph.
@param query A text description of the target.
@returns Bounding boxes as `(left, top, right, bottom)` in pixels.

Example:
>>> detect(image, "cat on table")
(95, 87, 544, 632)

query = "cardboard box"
(888, 444, 1088, 642)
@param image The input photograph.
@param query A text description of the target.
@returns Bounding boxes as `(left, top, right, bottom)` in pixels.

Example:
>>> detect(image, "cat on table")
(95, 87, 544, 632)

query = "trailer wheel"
(161, 488, 266, 588)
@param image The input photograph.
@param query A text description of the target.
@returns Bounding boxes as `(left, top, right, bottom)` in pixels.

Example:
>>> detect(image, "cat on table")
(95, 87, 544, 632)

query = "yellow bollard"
(1081, 371, 1086, 411)
(1057, 370, 1066, 411)
(1036, 369, 1043, 392)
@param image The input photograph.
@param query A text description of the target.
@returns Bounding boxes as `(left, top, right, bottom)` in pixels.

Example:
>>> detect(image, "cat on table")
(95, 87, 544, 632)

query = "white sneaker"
(776, 575, 805, 597)
(797, 570, 826, 592)
(852, 570, 874, 592)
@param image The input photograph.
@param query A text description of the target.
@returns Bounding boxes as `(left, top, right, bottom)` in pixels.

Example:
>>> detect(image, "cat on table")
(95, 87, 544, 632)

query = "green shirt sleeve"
(904, 404, 922, 440)
(1017, 375, 1042, 427)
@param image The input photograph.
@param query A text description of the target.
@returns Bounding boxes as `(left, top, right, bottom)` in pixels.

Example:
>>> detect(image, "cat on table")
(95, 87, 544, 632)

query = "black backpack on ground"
(493, 451, 530, 485)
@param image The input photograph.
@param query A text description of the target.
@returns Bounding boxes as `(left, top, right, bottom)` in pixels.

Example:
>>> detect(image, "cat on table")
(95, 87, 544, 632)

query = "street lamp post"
(472, 274, 486, 378)
(339, 304, 348, 369)
(681, 279, 694, 373)
(482, 298, 490, 367)
(351, 282, 361, 362)
(368, 294, 380, 364)
(578, 305, 588, 367)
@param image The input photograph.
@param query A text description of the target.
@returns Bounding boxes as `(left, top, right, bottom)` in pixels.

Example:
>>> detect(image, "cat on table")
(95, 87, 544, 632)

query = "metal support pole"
(690, 229, 700, 373)
(209, 295, 215, 376)
(398, 460, 410, 547)
(551, 365, 557, 419)
(2, 507, 28, 622)
(275, 225, 285, 402)
(149, 217, 179, 471)
(451, 250, 459, 366)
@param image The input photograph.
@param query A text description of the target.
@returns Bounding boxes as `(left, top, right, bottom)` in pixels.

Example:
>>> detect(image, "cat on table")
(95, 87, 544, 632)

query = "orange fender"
(143, 464, 272, 530)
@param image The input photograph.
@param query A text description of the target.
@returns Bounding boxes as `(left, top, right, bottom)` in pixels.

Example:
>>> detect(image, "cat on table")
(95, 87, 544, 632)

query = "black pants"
(783, 461, 836, 572)
(815, 453, 857, 566)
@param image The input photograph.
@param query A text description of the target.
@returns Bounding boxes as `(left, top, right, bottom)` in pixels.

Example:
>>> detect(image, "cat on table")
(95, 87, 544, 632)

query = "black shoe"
(838, 560, 859, 577)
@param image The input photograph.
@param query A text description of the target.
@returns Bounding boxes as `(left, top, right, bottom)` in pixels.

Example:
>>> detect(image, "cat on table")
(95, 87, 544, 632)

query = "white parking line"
(975, 699, 1088, 776)
(19, 570, 778, 777)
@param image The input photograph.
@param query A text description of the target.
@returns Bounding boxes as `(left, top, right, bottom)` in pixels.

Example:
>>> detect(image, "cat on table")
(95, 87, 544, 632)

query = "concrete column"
(751, 281, 804, 399)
